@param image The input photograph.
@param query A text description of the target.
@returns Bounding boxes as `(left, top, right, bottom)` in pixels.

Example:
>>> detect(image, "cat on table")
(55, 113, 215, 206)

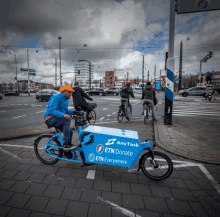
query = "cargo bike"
(34, 113, 173, 181)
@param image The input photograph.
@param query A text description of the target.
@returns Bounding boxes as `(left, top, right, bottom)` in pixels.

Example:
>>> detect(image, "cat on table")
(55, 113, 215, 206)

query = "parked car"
(4, 91, 19, 96)
(105, 87, 120, 95)
(178, 87, 206, 97)
(36, 89, 60, 101)
(0, 94, 3, 100)
(87, 88, 106, 96)
(134, 87, 143, 94)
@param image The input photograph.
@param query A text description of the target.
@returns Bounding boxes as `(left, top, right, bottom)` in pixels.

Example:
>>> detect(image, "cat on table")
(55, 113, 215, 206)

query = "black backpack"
(121, 86, 130, 95)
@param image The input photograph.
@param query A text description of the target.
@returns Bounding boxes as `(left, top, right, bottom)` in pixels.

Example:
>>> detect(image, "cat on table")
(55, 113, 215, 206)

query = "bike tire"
(88, 110, 96, 125)
(117, 109, 124, 122)
(144, 108, 148, 124)
(140, 151, 173, 181)
(34, 134, 62, 165)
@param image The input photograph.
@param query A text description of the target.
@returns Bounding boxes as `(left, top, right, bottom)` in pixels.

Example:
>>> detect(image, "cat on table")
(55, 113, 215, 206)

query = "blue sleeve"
(65, 99, 75, 116)
(47, 96, 65, 117)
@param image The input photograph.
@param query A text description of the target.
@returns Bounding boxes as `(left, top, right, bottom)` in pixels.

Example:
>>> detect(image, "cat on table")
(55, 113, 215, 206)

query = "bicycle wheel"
(144, 108, 148, 124)
(117, 109, 124, 122)
(34, 134, 62, 165)
(88, 110, 96, 125)
(140, 151, 173, 181)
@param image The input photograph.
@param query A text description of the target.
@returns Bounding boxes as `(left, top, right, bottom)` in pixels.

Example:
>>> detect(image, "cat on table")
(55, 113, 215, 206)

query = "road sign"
(29, 73, 36, 76)
(176, 78, 179, 83)
(156, 81, 161, 90)
(29, 69, 36, 72)
(20, 68, 28, 71)
(175, 0, 220, 14)
(14, 77, 17, 80)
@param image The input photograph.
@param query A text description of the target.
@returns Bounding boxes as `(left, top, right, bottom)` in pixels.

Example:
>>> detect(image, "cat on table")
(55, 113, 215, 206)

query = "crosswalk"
(173, 102, 220, 117)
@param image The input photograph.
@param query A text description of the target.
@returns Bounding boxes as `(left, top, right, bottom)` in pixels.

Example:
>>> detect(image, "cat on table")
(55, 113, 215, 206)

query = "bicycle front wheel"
(34, 134, 62, 165)
(140, 151, 173, 181)
(88, 110, 96, 125)
(144, 108, 148, 124)
(117, 109, 124, 122)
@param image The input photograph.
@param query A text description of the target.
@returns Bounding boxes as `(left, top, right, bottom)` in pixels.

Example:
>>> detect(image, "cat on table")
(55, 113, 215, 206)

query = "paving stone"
(189, 201, 208, 217)
(6, 207, 31, 217)
(93, 179, 111, 191)
(25, 183, 47, 195)
(3, 162, 19, 170)
(58, 176, 77, 187)
(0, 190, 14, 205)
(75, 178, 93, 189)
(135, 209, 160, 217)
(43, 185, 64, 198)
(176, 170, 197, 180)
(15, 164, 32, 172)
(28, 165, 58, 175)
(94, 171, 103, 180)
(183, 180, 201, 191)
(173, 178, 188, 189)
(88, 203, 111, 217)
(42, 174, 61, 185)
(137, 174, 158, 185)
(0, 205, 11, 217)
(71, 169, 88, 178)
(112, 207, 135, 217)
(44, 198, 68, 216)
(104, 172, 120, 182)
(6, 192, 31, 208)
(158, 178, 178, 188)
(130, 183, 152, 196)
(0, 156, 10, 162)
(120, 173, 138, 183)
(0, 170, 18, 179)
(112, 181, 131, 194)
(170, 188, 196, 201)
(0, 179, 16, 190)
(97, 164, 112, 171)
(101, 191, 122, 206)
(0, 169, 4, 176)
(204, 197, 220, 212)
(150, 185, 173, 198)
(191, 190, 210, 198)
(29, 158, 42, 165)
(161, 214, 184, 217)
(0, 162, 8, 169)
(165, 198, 195, 216)
(65, 201, 89, 217)
(24, 195, 49, 212)
(18, 157, 32, 164)
(61, 187, 82, 200)
(80, 189, 101, 204)
(26, 173, 46, 183)
(12, 171, 31, 181)
(122, 194, 145, 209)
(143, 195, 170, 213)
(193, 179, 216, 190)
(56, 168, 73, 176)
(206, 190, 220, 203)
(29, 212, 52, 217)
(9, 181, 31, 193)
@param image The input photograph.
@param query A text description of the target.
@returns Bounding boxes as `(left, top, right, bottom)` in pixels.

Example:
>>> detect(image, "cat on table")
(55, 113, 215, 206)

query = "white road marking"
(36, 111, 45, 113)
(99, 117, 105, 120)
(103, 108, 109, 110)
(112, 112, 116, 114)
(0, 111, 6, 113)
(0, 144, 33, 149)
(97, 101, 105, 102)
(0, 147, 21, 159)
(13, 115, 26, 119)
(17, 104, 22, 105)
(107, 114, 111, 116)
(24, 104, 28, 106)
(98, 197, 141, 217)
(87, 170, 96, 179)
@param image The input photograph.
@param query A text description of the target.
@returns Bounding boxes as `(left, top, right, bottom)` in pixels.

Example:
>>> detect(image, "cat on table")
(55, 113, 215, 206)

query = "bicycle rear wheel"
(34, 134, 62, 165)
(117, 109, 124, 122)
(144, 107, 148, 124)
(88, 110, 96, 125)
(140, 151, 173, 181)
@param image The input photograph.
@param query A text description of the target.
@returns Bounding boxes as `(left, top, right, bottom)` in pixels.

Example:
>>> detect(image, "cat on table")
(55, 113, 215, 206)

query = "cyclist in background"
(72, 82, 93, 119)
(141, 81, 156, 121)
(120, 82, 135, 121)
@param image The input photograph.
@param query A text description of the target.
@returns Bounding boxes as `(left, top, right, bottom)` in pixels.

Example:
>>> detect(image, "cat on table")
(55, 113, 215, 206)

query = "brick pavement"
(0, 119, 220, 216)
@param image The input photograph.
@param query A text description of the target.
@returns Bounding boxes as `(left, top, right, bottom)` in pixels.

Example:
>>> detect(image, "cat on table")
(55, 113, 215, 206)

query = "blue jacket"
(44, 93, 74, 120)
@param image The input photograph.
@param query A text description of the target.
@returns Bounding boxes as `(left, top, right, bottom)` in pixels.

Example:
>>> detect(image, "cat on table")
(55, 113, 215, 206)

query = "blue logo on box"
(80, 132, 94, 146)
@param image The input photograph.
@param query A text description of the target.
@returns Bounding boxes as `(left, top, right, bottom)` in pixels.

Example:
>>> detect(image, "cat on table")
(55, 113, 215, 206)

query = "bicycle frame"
(44, 124, 151, 167)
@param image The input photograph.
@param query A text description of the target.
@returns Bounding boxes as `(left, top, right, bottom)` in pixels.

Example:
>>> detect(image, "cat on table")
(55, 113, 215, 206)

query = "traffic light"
(165, 52, 169, 70)
(78, 70, 80, 75)
(209, 51, 213, 58)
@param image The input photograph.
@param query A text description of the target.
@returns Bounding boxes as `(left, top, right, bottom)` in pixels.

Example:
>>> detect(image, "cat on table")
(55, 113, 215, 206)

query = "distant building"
(105, 71, 115, 88)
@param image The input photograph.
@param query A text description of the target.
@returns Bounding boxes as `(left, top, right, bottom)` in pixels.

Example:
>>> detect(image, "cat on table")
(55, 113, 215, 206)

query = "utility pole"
(58, 36, 62, 86)
(127, 72, 129, 82)
(55, 58, 57, 89)
(27, 49, 30, 96)
(160, 69, 161, 90)
(148, 70, 149, 82)
(142, 55, 144, 90)
(178, 41, 183, 91)
(100, 78, 101, 88)
(154, 65, 156, 86)
(164, 0, 175, 125)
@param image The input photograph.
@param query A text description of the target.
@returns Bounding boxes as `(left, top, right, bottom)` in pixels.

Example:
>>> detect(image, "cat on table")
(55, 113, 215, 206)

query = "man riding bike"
(44, 85, 80, 151)
(72, 82, 94, 119)
(141, 81, 156, 121)
(120, 82, 135, 121)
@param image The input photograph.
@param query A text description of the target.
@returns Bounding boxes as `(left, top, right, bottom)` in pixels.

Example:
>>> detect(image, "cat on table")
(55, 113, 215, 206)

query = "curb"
(153, 116, 220, 165)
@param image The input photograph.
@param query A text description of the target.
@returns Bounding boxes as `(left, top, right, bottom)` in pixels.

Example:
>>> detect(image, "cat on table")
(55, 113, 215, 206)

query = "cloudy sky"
(0, 0, 220, 85)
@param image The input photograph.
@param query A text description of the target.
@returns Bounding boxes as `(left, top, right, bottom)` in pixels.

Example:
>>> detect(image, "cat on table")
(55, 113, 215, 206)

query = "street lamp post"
(9, 52, 18, 91)
(58, 36, 62, 87)
(27, 49, 30, 96)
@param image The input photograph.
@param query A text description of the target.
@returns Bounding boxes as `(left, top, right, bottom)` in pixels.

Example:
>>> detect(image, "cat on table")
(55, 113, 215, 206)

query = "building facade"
(74, 61, 94, 86)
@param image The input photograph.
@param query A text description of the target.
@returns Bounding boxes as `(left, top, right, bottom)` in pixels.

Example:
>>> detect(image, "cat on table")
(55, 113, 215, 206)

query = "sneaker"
(126, 117, 130, 121)
(63, 141, 77, 151)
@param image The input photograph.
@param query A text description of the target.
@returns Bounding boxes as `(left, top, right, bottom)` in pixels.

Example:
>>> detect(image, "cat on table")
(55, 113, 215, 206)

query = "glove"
(90, 98, 93, 101)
